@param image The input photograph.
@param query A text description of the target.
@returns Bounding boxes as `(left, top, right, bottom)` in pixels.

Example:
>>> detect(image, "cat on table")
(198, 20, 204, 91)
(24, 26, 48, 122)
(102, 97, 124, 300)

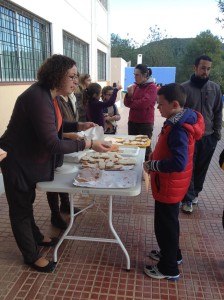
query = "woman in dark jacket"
(0, 54, 110, 272)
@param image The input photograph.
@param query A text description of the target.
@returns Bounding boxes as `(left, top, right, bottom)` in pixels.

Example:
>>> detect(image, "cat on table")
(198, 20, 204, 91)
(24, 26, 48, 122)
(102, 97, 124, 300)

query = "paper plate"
(118, 146, 140, 157)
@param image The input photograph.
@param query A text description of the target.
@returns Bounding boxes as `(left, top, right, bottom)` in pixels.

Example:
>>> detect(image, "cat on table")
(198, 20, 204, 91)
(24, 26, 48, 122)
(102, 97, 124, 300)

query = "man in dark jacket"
(181, 55, 223, 213)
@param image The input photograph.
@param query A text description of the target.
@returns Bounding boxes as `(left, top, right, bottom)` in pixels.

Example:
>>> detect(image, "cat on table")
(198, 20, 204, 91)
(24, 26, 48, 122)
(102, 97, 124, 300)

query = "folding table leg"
(108, 195, 130, 271)
(53, 193, 74, 262)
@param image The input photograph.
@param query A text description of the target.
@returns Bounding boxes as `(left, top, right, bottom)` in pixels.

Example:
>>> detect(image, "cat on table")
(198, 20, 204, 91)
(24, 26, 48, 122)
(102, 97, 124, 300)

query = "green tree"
(138, 38, 192, 67)
(110, 26, 169, 66)
(110, 33, 138, 65)
(141, 25, 168, 46)
(177, 30, 224, 89)
(216, 0, 224, 28)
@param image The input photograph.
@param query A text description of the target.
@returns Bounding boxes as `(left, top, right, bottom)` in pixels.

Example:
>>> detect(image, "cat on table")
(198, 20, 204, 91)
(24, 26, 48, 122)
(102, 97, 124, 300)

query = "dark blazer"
(0, 82, 85, 190)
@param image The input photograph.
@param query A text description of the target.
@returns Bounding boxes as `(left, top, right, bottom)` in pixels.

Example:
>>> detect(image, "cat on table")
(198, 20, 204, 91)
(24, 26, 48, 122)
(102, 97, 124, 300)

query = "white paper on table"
(73, 170, 137, 189)
(55, 163, 79, 174)
(118, 147, 140, 157)
(78, 126, 104, 140)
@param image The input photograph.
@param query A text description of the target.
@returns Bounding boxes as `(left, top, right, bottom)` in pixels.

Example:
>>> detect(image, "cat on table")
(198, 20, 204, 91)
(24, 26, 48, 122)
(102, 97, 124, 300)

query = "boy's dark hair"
(194, 55, 212, 66)
(83, 83, 102, 105)
(157, 83, 186, 107)
(135, 64, 152, 77)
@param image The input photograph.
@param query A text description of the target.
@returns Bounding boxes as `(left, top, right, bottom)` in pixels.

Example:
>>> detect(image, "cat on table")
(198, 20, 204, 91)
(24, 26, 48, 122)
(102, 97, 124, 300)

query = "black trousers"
(183, 134, 218, 203)
(128, 121, 153, 159)
(154, 201, 181, 276)
(1, 165, 43, 264)
(47, 192, 69, 214)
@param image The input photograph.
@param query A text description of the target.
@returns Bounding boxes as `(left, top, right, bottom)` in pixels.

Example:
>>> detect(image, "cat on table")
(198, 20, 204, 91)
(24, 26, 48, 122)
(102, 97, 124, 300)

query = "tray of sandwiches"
(73, 167, 137, 188)
(80, 152, 136, 171)
(104, 135, 151, 148)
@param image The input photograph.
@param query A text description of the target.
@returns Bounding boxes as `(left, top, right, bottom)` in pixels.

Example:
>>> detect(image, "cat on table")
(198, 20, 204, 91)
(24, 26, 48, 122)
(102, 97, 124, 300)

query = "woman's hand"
(104, 115, 111, 121)
(127, 84, 134, 96)
(116, 84, 123, 90)
(85, 140, 111, 152)
(78, 122, 97, 131)
(0, 148, 7, 162)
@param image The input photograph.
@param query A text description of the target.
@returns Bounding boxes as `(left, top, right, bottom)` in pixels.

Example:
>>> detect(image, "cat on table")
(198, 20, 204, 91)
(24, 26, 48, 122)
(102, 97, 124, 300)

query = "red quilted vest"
(150, 116, 203, 204)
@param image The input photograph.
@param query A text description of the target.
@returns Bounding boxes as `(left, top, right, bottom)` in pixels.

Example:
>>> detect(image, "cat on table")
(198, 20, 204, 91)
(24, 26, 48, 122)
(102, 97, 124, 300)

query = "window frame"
(63, 30, 89, 75)
(0, 0, 51, 83)
(97, 49, 106, 81)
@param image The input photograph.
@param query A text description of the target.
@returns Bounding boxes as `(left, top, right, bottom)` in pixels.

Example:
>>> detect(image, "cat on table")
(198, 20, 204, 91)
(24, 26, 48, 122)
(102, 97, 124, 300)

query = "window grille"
(97, 50, 106, 80)
(63, 31, 89, 75)
(0, 0, 51, 82)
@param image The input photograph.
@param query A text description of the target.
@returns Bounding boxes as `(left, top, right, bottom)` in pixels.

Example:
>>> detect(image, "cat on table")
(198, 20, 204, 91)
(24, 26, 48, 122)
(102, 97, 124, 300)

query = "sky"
(109, 0, 223, 44)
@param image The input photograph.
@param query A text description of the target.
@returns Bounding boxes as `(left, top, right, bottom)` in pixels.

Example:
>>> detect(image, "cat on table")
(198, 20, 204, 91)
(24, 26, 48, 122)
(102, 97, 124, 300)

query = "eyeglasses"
(133, 73, 141, 77)
(68, 75, 79, 81)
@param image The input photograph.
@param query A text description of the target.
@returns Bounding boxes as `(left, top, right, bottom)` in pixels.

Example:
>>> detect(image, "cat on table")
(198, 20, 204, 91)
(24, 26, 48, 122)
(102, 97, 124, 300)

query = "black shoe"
(37, 237, 59, 247)
(51, 213, 68, 230)
(60, 204, 81, 215)
(27, 260, 56, 273)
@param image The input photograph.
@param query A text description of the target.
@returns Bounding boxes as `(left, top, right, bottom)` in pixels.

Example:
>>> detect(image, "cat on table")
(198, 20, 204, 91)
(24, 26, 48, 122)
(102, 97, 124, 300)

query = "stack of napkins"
(78, 126, 104, 140)
(64, 151, 89, 163)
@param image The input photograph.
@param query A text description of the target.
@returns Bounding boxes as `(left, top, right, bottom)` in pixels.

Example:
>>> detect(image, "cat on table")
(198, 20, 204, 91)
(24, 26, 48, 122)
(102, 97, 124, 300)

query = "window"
(99, 0, 108, 10)
(63, 31, 89, 74)
(0, 1, 51, 82)
(97, 50, 106, 81)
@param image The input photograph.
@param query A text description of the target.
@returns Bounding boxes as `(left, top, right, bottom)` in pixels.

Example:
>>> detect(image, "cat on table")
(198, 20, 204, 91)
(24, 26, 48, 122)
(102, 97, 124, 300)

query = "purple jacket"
(87, 88, 118, 127)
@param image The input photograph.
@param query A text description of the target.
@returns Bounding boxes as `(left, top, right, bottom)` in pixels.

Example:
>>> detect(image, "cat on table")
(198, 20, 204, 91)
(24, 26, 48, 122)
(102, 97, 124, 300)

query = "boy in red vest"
(143, 83, 204, 280)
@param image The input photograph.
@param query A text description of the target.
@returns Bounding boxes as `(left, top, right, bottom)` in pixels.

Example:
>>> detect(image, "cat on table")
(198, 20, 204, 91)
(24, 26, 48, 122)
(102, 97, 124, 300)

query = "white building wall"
(0, 0, 111, 134)
(10, 0, 109, 81)
(111, 57, 128, 100)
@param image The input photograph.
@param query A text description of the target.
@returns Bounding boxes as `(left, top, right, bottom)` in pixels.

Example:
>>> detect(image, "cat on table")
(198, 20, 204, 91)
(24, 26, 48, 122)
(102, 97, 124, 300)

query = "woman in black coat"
(0, 54, 110, 272)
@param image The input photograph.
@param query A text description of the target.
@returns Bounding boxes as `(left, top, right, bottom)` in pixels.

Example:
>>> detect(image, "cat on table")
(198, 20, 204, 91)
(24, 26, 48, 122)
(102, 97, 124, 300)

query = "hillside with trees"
(111, 31, 224, 91)
(111, 0, 224, 91)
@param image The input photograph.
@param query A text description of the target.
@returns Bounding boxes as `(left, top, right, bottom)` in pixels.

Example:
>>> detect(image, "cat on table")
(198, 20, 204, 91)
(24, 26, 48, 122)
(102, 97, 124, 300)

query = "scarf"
(190, 74, 209, 89)
(53, 97, 62, 131)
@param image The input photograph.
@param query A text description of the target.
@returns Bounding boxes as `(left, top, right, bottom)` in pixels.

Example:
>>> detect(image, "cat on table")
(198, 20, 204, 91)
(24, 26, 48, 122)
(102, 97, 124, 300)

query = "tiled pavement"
(0, 104, 224, 300)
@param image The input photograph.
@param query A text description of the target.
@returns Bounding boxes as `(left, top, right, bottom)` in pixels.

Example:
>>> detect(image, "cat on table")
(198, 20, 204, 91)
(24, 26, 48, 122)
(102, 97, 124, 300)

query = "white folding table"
(36, 148, 145, 270)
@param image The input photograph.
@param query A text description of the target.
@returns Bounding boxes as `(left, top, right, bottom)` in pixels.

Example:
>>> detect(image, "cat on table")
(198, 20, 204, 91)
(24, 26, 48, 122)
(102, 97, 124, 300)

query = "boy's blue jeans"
(154, 201, 182, 276)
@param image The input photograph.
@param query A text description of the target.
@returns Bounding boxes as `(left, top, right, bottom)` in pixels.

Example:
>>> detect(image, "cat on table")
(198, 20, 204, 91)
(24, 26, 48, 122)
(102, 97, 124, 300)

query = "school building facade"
(0, 0, 111, 135)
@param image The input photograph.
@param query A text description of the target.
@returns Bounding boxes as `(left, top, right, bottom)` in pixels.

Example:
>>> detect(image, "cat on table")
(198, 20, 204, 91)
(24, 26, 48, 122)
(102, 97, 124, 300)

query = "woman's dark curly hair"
(37, 54, 76, 89)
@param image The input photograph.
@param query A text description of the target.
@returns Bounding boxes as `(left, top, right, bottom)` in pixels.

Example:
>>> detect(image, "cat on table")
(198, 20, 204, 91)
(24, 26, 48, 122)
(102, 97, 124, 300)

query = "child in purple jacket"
(85, 83, 122, 127)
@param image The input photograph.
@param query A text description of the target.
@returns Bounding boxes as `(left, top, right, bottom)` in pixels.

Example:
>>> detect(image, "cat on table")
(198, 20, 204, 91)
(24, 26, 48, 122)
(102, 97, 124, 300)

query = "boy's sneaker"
(192, 197, 199, 205)
(148, 250, 182, 265)
(144, 264, 180, 280)
(181, 202, 193, 214)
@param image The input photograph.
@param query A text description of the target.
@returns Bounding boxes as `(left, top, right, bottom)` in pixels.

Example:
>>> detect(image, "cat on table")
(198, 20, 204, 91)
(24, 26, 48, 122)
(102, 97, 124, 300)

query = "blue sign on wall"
(124, 67, 176, 90)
